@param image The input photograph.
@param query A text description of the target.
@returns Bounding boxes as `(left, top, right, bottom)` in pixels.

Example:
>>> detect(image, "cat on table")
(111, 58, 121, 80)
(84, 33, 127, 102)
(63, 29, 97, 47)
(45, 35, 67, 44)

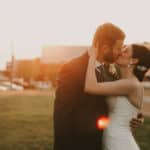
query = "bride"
(84, 44, 150, 150)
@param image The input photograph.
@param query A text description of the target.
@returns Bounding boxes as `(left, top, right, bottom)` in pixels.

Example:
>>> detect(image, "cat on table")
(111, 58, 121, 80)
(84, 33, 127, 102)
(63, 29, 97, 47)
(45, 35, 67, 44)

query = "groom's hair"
(92, 22, 125, 51)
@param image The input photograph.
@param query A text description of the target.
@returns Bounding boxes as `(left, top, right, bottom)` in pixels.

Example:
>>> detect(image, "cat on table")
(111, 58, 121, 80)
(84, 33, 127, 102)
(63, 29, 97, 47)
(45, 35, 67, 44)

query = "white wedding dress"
(103, 96, 140, 150)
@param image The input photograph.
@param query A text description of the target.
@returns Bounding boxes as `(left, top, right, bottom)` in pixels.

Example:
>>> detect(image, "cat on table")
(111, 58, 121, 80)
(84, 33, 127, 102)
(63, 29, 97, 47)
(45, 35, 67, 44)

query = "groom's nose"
(121, 49, 128, 57)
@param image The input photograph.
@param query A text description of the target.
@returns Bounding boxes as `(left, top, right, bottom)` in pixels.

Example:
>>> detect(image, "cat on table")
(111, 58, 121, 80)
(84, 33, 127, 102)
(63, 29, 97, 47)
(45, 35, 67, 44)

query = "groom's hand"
(130, 113, 144, 130)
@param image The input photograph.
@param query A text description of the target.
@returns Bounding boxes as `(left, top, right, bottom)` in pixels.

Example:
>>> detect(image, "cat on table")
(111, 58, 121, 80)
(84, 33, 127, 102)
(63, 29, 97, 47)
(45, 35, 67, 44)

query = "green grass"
(0, 93, 149, 150)
(0, 94, 54, 150)
(134, 117, 150, 150)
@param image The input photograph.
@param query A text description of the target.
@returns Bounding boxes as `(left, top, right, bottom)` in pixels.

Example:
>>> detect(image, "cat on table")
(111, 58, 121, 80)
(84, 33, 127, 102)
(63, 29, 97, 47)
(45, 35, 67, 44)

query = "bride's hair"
(131, 44, 150, 81)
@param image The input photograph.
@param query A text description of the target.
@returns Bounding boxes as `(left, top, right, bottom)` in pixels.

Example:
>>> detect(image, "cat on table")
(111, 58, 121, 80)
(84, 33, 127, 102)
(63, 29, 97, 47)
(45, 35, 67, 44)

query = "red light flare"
(97, 116, 110, 130)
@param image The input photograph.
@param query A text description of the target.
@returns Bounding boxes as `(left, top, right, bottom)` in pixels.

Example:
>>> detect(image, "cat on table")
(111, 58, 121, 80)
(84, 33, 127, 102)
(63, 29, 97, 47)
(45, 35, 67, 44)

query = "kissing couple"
(54, 23, 150, 150)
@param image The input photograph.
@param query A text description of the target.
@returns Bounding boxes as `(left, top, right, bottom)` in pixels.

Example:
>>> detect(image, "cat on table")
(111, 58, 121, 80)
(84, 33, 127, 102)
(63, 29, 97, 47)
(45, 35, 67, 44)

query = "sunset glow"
(0, 0, 150, 69)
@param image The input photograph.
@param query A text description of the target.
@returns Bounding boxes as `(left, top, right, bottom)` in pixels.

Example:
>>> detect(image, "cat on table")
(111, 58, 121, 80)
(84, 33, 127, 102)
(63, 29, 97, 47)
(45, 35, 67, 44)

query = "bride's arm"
(84, 50, 136, 96)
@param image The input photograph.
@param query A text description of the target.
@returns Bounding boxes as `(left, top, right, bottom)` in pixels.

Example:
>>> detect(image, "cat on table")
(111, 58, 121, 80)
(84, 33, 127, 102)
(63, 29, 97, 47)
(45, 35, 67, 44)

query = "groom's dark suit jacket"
(54, 52, 115, 150)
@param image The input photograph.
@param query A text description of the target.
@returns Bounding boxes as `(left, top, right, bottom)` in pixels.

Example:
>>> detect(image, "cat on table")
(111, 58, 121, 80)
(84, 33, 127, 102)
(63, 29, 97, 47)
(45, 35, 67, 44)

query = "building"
(41, 45, 87, 64)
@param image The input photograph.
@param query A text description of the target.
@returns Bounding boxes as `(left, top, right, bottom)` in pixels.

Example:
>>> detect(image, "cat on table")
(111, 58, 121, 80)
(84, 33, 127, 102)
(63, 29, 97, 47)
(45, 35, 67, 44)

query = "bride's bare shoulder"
(117, 78, 141, 90)
(126, 78, 143, 91)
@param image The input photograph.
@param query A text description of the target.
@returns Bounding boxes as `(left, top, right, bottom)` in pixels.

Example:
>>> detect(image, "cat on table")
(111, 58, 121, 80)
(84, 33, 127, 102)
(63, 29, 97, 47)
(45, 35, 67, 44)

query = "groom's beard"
(103, 53, 115, 63)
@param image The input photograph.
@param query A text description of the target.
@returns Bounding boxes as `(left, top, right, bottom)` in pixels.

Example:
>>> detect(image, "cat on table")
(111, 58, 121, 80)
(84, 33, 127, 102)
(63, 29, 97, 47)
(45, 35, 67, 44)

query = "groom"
(54, 23, 143, 150)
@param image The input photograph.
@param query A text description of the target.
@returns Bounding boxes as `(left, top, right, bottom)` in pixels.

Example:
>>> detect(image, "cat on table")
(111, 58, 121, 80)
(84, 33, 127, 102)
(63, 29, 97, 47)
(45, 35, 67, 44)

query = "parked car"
(0, 85, 8, 91)
(34, 81, 52, 90)
(0, 81, 24, 91)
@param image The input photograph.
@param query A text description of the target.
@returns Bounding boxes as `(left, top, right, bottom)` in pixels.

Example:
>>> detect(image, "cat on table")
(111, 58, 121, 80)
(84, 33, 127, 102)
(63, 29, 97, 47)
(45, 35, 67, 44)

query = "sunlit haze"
(0, 0, 150, 69)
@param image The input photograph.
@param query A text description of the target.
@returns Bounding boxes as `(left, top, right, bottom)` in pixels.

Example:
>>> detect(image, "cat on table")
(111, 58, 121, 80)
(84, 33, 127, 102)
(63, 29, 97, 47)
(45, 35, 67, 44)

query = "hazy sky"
(0, 0, 150, 69)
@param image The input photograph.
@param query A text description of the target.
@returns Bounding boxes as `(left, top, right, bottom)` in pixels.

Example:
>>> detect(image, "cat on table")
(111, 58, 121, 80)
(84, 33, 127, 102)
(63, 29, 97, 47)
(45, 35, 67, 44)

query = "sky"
(0, 0, 150, 69)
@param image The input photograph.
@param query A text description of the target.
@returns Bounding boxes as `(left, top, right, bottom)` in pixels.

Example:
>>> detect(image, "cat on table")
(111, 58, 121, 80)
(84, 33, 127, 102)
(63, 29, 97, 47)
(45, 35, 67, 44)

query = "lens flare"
(97, 116, 110, 130)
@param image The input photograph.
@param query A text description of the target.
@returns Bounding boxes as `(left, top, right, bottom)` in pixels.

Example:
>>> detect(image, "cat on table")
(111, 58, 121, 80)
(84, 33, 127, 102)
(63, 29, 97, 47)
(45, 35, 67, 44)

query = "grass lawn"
(134, 117, 150, 150)
(0, 93, 54, 150)
(0, 91, 149, 150)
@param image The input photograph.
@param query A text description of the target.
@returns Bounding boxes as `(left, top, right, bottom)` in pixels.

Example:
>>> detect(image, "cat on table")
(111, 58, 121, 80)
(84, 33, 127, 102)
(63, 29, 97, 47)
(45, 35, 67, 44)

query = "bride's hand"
(88, 46, 98, 59)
